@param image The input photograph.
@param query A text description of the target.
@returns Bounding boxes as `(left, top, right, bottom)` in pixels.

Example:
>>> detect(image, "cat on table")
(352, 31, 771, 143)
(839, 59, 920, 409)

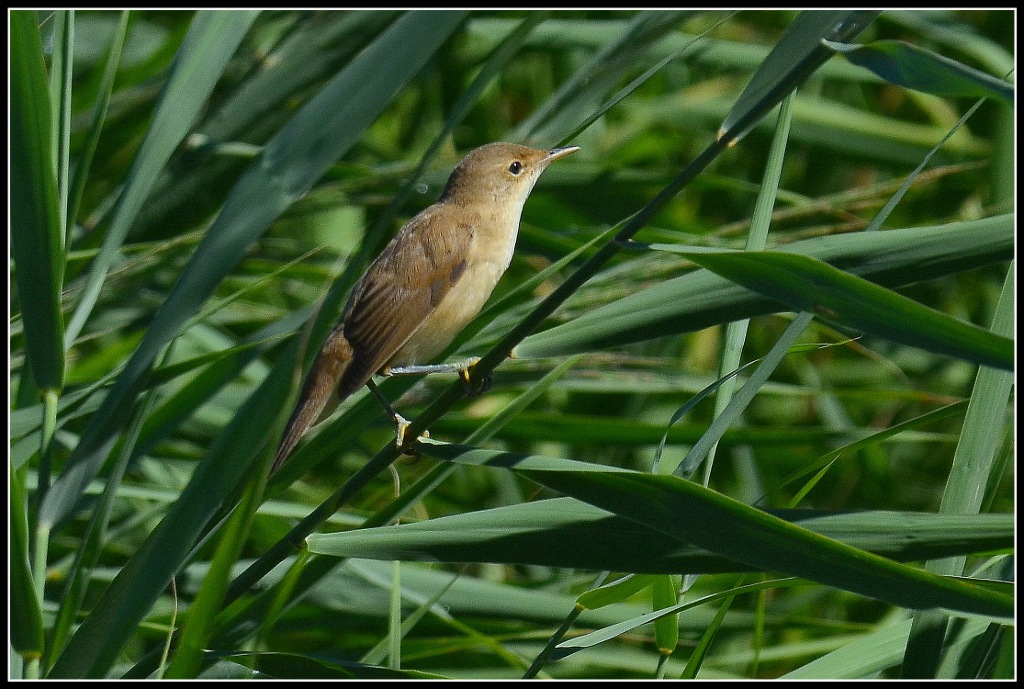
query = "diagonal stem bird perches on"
(272, 142, 579, 473)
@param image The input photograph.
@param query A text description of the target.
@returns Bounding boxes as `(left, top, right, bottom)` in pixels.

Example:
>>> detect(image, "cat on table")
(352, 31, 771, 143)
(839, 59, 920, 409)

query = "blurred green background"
(10, 10, 1014, 679)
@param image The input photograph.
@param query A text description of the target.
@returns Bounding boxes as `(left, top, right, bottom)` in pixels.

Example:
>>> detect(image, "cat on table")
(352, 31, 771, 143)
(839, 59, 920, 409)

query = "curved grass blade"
(514, 214, 1012, 359)
(516, 468, 1012, 619)
(578, 574, 658, 611)
(409, 443, 1012, 619)
(680, 250, 1012, 371)
(824, 39, 1013, 102)
(652, 359, 759, 473)
(696, 89, 794, 490)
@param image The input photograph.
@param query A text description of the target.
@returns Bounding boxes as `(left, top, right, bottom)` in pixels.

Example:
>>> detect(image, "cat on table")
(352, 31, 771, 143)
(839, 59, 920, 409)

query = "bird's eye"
(508, 161, 523, 175)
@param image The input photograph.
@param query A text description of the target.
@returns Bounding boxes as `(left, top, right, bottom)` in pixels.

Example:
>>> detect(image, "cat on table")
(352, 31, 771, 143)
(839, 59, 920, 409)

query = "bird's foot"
(458, 357, 492, 397)
(394, 413, 429, 457)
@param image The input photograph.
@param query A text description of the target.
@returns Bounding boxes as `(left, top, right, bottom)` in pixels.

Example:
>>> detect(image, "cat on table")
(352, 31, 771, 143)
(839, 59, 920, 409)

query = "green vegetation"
(10, 10, 1014, 679)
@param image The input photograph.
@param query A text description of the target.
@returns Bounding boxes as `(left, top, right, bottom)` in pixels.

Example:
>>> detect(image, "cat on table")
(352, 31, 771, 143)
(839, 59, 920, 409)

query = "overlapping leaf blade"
(307, 497, 1013, 574)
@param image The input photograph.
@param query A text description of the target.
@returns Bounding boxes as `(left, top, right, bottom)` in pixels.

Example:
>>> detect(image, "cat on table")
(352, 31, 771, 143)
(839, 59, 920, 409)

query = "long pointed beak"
(544, 145, 580, 163)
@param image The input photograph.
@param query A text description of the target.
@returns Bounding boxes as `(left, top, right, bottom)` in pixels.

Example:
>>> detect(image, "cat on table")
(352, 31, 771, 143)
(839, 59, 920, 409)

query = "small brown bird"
(273, 142, 579, 472)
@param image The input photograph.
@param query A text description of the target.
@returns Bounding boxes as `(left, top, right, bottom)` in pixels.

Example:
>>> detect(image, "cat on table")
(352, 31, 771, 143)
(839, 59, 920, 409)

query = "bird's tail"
(272, 329, 355, 473)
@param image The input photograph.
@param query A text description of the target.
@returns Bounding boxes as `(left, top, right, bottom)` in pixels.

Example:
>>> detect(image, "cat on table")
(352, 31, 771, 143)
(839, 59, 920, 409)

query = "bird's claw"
(459, 358, 492, 397)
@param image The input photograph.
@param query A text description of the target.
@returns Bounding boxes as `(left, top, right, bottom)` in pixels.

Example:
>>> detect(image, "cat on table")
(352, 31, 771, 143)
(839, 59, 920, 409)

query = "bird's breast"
(387, 210, 521, 367)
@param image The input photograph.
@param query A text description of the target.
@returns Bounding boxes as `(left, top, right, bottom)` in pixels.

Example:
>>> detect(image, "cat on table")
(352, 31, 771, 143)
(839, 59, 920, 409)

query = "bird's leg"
(384, 357, 492, 397)
(371, 358, 491, 453)
(365, 379, 425, 454)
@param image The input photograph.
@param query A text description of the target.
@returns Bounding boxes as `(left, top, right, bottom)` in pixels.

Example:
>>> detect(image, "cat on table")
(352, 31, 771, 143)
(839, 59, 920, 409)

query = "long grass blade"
(901, 262, 1015, 678)
(679, 250, 1012, 370)
(47, 340, 296, 678)
(65, 10, 260, 346)
(515, 468, 1012, 618)
(516, 214, 1012, 359)
(11, 9, 66, 393)
(825, 38, 1013, 102)
(306, 497, 1012, 574)
(65, 10, 129, 245)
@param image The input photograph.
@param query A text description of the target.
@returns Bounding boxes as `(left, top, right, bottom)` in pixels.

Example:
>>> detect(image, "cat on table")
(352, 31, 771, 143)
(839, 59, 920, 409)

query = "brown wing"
(337, 204, 474, 396)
